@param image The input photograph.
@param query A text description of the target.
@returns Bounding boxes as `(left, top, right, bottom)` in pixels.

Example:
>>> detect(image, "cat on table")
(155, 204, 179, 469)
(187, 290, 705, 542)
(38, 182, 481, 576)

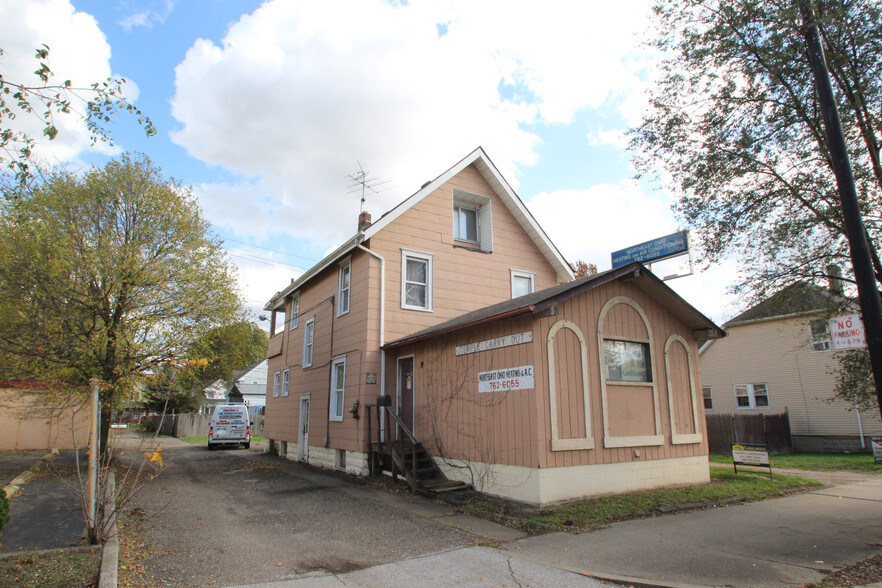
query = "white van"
(208, 404, 251, 450)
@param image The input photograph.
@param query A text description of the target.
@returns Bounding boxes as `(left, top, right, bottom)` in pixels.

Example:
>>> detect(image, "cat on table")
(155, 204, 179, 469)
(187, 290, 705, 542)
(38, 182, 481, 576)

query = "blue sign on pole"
(611, 231, 689, 269)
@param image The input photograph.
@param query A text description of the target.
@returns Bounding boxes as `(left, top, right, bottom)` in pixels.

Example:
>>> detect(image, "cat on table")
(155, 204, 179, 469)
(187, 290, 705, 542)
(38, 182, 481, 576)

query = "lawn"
(460, 467, 823, 534)
(0, 547, 101, 588)
(709, 452, 881, 473)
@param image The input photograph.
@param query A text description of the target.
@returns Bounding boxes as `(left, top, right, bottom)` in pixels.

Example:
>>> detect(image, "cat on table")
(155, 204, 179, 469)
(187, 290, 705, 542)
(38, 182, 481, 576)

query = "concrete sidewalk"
(504, 477, 882, 587)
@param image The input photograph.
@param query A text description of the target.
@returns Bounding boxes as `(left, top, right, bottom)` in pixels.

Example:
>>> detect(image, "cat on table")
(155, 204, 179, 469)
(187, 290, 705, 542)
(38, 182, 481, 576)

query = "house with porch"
(263, 147, 723, 505)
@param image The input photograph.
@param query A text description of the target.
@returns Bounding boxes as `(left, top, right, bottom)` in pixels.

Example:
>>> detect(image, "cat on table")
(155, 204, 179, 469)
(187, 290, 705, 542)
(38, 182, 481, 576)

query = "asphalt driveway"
(117, 435, 500, 586)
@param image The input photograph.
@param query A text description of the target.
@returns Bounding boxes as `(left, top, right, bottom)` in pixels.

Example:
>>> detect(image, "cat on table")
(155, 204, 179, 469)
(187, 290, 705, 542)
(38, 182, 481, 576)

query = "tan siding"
(667, 339, 697, 435)
(370, 164, 560, 343)
(701, 317, 882, 437)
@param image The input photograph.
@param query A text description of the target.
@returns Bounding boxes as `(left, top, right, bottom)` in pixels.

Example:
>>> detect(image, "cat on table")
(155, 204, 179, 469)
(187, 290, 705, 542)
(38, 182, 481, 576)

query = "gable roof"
(724, 282, 843, 328)
(382, 262, 724, 350)
(265, 147, 573, 311)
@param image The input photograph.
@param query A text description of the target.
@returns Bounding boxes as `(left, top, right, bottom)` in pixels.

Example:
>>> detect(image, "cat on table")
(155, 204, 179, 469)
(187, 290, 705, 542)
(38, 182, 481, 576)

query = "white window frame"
(289, 294, 299, 330)
(329, 355, 346, 422)
(734, 383, 770, 409)
(510, 269, 536, 298)
(272, 371, 280, 397)
(453, 190, 492, 252)
(302, 317, 315, 368)
(401, 249, 433, 312)
(337, 258, 351, 317)
(810, 319, 831, 351)
(703, 386, 713, 411)
(282, 369, 290, 397)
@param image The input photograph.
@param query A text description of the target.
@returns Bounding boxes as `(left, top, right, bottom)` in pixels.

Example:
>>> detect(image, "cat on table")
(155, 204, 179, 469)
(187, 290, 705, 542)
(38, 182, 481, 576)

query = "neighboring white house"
(228, 359, 268, 407)
(700, 282, 882, 452)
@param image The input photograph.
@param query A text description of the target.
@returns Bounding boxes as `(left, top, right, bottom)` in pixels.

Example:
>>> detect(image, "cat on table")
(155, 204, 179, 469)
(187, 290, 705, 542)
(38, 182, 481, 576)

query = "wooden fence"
(706, 412, 792, 455)
(143, 408, 265, 439)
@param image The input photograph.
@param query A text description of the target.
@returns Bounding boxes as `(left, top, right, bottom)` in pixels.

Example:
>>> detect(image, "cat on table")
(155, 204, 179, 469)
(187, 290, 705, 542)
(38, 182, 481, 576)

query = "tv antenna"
(346, 160, 391, 213)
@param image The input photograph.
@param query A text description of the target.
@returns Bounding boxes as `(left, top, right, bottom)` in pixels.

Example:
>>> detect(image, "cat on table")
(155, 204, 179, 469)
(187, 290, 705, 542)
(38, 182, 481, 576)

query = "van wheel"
(207, 443, 214, 451)
(244, 442, 250, 449)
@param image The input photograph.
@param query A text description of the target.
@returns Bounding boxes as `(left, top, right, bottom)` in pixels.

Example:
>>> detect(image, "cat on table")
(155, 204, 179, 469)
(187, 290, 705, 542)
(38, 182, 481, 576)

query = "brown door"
(398, 356, 414, 434)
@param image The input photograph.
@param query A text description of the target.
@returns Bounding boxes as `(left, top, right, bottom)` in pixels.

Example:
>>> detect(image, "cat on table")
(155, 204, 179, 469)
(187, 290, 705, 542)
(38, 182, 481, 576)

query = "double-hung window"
(272, 371, 280, 397)
(329, 356, 346, 421)
(702, 386, 713, 410)
(337, 260, 351, 316)
(281, 369, 290, 397)
(401, 249, 433, 311)
(734, 383, 769, 408)
(302, 317, 315, 368)
(289, 295, 299, 330)
(810, 319, 831, 351)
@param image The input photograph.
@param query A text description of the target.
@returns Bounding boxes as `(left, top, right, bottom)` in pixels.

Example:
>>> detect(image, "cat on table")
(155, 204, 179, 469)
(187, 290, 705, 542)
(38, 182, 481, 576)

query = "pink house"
(263, 148, 723, 505)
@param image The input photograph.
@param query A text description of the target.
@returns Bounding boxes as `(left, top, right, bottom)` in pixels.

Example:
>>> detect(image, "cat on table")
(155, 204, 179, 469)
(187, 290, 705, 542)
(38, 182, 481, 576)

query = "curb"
(2, 448, 59, 499)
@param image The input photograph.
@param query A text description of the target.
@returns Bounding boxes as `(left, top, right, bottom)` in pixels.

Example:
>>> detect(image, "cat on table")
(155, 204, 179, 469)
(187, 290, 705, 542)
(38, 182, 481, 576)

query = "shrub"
(0, 487, 9, 531)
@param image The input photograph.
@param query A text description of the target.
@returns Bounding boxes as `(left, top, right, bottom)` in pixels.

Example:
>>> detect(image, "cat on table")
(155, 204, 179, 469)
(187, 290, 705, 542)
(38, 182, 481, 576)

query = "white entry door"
(297, 395, 310, 462)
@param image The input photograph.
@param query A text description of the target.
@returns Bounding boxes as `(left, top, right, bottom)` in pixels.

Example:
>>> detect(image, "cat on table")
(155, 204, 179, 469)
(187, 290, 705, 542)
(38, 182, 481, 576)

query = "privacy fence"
(705, 412, 792, 455)
(143, 407, 265, 439)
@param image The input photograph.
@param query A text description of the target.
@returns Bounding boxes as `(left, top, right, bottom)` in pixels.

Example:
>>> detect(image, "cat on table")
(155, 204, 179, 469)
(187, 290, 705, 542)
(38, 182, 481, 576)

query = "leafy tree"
(0, 153, 242, 455)
(833, 348, 875, 411)
(630, 0, 882, 301)
(142, 321, 268, 412)
(571, 260, 599, 279)
(1, 45, 156, 189)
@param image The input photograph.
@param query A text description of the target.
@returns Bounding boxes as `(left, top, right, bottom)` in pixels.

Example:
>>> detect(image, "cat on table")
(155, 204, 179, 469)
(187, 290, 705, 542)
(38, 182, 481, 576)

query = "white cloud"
(527, 180, 740, 323)
(0, 0, 134, 166)
(119, 0, 175, 31)
(169, 0, 656, 245)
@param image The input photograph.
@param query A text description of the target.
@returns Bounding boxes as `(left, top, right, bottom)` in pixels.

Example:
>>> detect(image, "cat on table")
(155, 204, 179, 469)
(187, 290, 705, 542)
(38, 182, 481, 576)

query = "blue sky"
(1, 0, 742, 323)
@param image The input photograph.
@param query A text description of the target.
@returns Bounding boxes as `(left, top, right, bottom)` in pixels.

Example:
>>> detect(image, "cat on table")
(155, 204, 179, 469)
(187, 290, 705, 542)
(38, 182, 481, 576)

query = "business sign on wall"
(456, 331, 533, 356)
(611, 230, 689, 268)
(830, 314, 866, 350)
(478, 366, 534, 393)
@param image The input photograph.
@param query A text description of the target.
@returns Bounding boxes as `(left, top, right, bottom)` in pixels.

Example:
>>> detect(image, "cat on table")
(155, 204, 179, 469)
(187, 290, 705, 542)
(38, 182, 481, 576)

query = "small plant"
(0, 487, 9, 531)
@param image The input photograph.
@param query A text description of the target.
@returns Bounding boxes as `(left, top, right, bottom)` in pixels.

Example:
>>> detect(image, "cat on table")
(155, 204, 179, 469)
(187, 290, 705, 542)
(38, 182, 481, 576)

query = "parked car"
(208, 404, 251, 450)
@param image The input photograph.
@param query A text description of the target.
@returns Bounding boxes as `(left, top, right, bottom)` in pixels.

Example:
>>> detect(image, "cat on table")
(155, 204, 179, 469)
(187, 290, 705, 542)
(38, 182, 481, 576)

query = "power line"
(227, 251, 304, 271)
(220, 235, 320, 263)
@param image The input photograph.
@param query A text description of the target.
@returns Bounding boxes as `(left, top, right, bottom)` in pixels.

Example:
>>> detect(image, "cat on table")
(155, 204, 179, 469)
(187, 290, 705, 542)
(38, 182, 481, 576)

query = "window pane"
(755, 394, 770, 407)
(736, 396, 751, 407)
(513, 275, 533, 298)
(454, 206, 478, 242)
(603, 340, 650, 382)
(405, 283, 427, 307)
(406, 258, 426, 283)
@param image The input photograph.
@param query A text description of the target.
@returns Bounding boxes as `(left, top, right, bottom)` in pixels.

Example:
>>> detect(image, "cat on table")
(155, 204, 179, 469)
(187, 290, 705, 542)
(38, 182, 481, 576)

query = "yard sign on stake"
(731, 443, 772, 480)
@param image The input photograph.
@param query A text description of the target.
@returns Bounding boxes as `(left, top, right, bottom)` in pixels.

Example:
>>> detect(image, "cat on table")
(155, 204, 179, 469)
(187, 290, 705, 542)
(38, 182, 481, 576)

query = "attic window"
(453, 190, 492, 252)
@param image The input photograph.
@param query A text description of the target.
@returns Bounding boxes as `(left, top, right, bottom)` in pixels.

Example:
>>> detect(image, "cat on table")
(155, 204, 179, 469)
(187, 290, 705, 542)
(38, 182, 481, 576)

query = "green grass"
(462, 468, 822, 534)
(180, 435, 265, 444)
(709, 452, 881, 473)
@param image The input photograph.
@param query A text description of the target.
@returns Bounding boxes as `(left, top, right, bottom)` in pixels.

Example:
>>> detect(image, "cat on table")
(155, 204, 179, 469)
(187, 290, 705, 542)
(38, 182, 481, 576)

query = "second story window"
(303, 317, 315, 368)
(272, 371, 280, 397)
(338, 260, 351, 316)
(401, 249, 433, 311)
(810, 319, 831, 351)
(289, 295, 299, 330)
(282, 369, 290, 397)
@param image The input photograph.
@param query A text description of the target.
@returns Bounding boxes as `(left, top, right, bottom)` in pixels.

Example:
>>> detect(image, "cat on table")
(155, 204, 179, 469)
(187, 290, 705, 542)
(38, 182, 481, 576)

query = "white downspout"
(356, 242, 386, 438)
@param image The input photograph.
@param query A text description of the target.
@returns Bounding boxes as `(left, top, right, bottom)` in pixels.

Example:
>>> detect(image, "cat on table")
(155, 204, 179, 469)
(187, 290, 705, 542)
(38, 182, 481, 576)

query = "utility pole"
(800, 2, 882, 420)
